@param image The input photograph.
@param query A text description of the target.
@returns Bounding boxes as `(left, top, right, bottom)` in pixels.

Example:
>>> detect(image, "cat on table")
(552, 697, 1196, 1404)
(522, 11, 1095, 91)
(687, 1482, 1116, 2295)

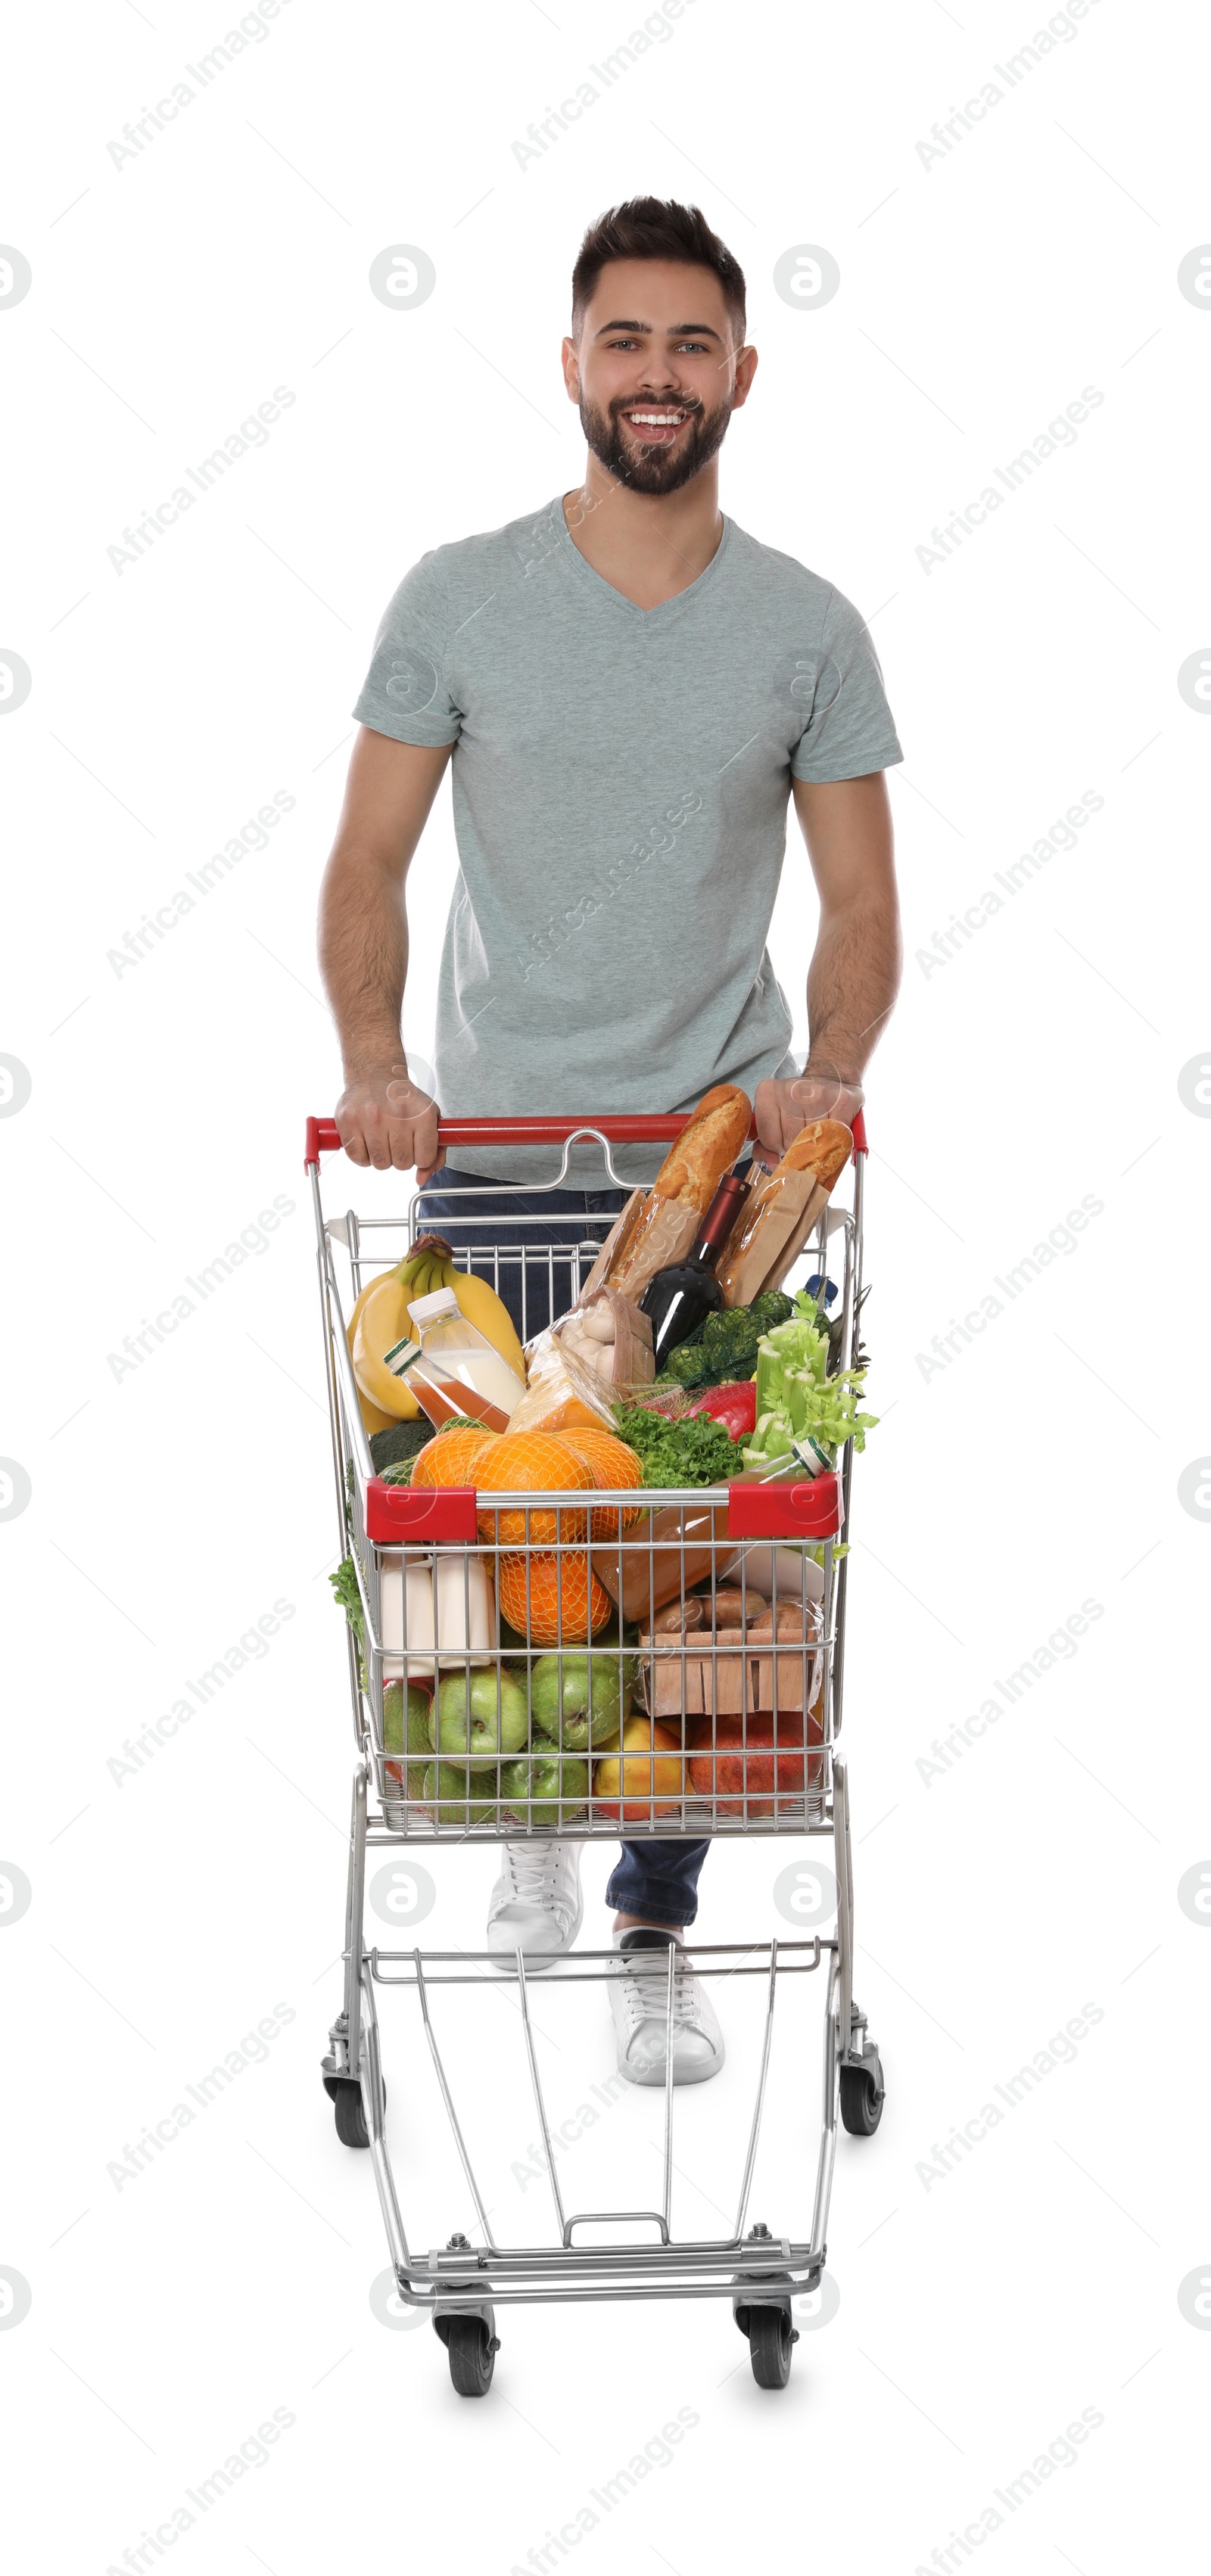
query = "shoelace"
(612, 1949, 705, 2035)
(498, 1843, 572, 1910)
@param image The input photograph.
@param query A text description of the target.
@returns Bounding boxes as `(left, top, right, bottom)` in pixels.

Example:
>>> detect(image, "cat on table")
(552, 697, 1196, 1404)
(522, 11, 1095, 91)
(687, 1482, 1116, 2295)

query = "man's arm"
(754, 771, 901, 1162)
(318, 726, 453, 1172)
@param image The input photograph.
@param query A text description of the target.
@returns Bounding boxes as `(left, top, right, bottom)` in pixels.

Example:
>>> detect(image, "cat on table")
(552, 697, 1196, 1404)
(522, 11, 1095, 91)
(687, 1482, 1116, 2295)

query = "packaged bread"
(510, 1329, 620, 1438)
(715, 1120, 852, 1307)
(578, 1190, 646, 1302)
(558, 1289, 654, 1389)
(579, 1085, 752, 1307)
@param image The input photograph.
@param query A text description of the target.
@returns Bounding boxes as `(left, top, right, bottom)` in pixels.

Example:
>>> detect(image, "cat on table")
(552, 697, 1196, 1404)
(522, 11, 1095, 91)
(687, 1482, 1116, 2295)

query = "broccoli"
(751, 1286, 799, 1334)
(369, 1418, 434, 1475)
(663, 1341, 711, 1389)
(698, 1308, 756, 1378)
(664, 1289, 798, 1388)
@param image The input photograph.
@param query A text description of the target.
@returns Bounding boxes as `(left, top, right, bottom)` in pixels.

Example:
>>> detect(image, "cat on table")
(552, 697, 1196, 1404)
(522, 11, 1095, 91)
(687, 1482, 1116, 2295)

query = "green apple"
(434, 1668, 528, 1760)
(528, 1650, 627, 1752)
(422, 1761, 498, 1827)
(499, 1753, 590, 1825)
(384, 1682, 433, 1797)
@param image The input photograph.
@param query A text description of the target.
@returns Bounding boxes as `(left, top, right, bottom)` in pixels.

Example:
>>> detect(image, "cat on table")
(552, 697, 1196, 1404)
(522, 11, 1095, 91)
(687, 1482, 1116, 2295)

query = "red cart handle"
(306, 1108, 867, 1164)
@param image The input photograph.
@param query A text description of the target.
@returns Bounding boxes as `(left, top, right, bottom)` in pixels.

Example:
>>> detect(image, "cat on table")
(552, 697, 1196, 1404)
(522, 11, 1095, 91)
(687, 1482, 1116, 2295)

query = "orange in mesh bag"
(497, 1550, 612, 1644)
(409, 1423, 499, 1489)
(557, 1428, 645, 1535)
(475, 1432, 590, 1544)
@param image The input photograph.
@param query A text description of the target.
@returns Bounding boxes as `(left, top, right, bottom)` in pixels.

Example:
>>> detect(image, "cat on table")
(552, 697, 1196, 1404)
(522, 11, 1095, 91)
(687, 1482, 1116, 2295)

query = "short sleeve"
(789, 587, 902, 782)
(352, 555, 462, 746)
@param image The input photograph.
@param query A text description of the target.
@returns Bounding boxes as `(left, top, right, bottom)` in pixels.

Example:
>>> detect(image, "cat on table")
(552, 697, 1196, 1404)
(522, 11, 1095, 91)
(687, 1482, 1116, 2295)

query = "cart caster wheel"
(446, 2317, 499, 2397)
(330, 2077, 384, 2148)
(747, 2306, 797, 2389)
(332, 2082, 368, 2148)
(839, 2061, 884, 2136)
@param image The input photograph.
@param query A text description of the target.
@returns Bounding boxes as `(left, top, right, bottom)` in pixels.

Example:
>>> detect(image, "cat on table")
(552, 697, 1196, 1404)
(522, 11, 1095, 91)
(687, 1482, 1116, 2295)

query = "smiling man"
(319, 197, 903, 2086)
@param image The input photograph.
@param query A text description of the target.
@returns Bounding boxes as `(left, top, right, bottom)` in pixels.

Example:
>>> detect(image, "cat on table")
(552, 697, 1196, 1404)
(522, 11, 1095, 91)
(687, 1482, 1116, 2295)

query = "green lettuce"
(742, 1290, 877, 1470)
(611, 1402, 742, 1488)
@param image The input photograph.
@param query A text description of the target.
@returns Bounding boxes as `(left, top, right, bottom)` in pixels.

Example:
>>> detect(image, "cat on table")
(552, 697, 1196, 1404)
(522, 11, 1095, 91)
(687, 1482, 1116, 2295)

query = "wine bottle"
(639, 1172, 749, 1367)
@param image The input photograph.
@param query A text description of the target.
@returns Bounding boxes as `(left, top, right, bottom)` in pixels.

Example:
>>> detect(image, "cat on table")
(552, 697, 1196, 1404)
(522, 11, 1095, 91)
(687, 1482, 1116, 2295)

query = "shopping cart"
(307, 1112, 885, 2394)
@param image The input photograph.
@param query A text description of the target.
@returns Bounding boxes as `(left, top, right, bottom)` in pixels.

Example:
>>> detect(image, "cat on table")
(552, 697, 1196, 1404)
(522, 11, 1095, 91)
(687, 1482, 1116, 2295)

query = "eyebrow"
(593, 318, 725, 341)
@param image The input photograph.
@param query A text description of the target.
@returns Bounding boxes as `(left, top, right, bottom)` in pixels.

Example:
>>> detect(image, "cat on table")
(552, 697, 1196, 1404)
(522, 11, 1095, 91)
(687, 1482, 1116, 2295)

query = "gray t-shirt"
(353, 493, 902, 1182)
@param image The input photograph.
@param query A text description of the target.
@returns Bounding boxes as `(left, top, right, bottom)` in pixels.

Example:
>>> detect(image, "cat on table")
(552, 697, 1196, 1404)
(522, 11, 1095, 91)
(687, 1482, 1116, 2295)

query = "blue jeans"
(420, 1165, 710, 1928)
(602, 1837, 711, 1930)
(419, 1162, 631, 1343)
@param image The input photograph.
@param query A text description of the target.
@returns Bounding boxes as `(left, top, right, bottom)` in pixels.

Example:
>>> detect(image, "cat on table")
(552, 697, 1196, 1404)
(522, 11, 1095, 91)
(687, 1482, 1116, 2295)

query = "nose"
(622, 381, 690, 405)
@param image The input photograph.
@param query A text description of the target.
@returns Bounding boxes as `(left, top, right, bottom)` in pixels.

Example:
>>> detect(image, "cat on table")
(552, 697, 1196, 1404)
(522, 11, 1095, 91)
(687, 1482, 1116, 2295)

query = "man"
(319, 197, 902, 2087)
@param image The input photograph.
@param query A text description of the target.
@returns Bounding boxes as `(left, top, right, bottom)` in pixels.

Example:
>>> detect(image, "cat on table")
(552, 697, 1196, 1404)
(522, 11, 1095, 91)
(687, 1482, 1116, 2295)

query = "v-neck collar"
(552, 491, 733, 626)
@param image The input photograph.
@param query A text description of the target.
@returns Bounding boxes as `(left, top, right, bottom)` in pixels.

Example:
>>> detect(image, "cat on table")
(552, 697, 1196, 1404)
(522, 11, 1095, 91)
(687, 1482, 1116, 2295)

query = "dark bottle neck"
(688, 1171, 748, 1268)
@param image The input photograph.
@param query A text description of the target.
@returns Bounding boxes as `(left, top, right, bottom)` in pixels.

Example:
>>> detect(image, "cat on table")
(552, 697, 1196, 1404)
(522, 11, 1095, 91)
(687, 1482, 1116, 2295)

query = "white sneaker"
(609, 1930, 726, 2086)
(486, 1840, 584, 1971)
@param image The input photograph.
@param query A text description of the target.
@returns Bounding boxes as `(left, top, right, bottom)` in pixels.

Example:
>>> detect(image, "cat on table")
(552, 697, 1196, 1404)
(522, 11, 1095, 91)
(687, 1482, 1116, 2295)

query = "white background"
(2, 0, 1209, 2568)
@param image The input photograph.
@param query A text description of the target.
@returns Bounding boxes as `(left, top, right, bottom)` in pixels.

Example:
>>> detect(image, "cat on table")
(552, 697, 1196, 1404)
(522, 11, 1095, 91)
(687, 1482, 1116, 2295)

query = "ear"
(730, 345, 759, 410)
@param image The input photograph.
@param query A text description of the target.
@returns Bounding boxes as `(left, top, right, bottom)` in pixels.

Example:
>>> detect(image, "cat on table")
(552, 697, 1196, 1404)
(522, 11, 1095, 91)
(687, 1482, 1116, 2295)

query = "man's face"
(563, 258, 755, 496)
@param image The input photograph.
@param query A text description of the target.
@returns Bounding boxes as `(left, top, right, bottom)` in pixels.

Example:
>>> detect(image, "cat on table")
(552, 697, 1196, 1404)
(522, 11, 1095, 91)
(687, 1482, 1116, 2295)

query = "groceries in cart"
(347, 1230, 527, 1433)
(576, 1081, 752, 1305)
(578, 1087, 852, 1309)
(333, 1489, 831, 1828)
(638, 1169, 749, 1369)
(554, 1285, 655, 1389)
(383, 1285, 526, 1432)
(329, 1084, 876, 1832)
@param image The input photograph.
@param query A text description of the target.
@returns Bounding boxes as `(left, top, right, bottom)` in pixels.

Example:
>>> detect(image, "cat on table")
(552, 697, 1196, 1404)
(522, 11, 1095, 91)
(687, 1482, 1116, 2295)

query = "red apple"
(687, 1713, 823, 1815)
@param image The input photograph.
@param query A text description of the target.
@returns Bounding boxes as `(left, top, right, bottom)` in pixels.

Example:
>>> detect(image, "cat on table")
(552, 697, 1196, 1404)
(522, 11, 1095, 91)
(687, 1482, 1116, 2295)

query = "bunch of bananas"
(398, 1236, 458, 1302)
(348, 1234, 526, 1423)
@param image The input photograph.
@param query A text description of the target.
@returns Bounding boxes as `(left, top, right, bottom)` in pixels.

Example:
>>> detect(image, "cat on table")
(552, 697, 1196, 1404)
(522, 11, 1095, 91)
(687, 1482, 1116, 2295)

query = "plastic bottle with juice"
(385, 1286, 525, 1432)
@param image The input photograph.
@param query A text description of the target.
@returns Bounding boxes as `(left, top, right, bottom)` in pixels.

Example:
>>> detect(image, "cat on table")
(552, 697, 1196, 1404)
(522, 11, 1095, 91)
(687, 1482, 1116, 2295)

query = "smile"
(621, 409, 692, 443)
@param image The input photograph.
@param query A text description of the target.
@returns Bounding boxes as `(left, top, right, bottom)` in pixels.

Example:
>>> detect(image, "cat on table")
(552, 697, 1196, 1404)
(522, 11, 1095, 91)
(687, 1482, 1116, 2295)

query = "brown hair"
(571, 197, 746, 344)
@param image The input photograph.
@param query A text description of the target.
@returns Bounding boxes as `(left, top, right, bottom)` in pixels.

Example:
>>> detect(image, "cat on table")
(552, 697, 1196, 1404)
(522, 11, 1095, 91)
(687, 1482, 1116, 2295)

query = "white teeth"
(627, 411, 685, 426)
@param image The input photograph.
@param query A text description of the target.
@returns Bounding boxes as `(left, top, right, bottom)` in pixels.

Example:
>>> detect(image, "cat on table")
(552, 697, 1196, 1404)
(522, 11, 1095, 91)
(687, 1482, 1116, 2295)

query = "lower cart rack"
(353, 1936, 852, 2391)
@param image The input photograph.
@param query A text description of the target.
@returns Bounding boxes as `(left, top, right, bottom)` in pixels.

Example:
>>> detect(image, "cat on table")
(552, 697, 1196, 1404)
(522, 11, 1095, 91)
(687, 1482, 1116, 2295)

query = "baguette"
(770, 1118, 854, 1192)
(581, 1085, 752, 1307)
(716, 1119, 853, 1306)
(652, 1083, 752, 1209)
(578, 1189, 646, 1303)
(605, 1193, 701, 1302)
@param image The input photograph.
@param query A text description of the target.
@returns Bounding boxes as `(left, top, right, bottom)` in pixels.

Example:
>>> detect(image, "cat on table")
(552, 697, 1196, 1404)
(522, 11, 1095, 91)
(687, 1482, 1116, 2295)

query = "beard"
(577, 386, 734, 496)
